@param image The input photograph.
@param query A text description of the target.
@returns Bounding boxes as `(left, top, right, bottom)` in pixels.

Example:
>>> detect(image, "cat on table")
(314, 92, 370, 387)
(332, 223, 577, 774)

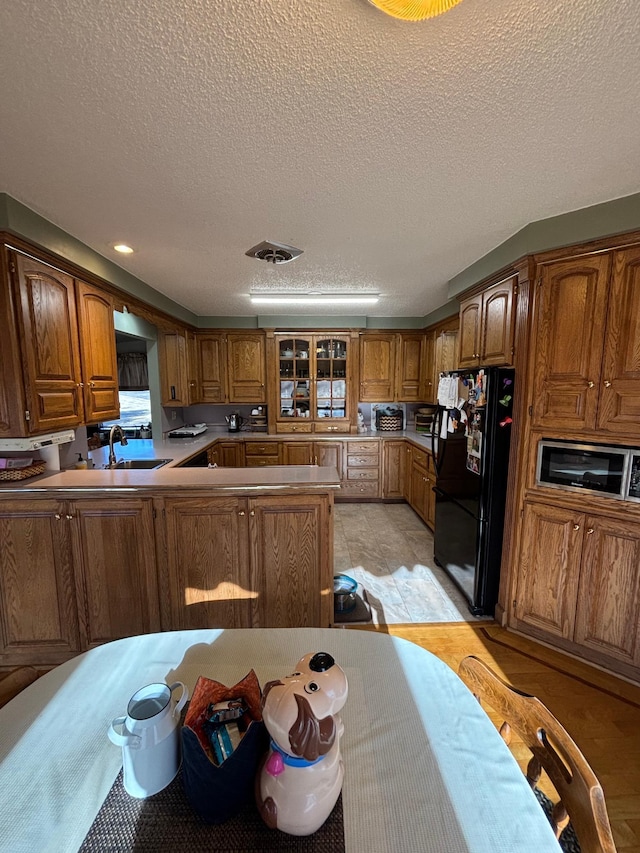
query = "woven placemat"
(79, 767, 345, 852)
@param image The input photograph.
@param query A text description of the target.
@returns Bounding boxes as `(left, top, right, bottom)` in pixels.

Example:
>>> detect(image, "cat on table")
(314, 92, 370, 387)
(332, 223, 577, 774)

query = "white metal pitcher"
(108, 681, 188, 798)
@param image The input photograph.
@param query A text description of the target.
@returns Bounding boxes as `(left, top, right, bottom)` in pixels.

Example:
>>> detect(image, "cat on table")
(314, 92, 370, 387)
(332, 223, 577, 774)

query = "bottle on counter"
(75, 453, 88, 470)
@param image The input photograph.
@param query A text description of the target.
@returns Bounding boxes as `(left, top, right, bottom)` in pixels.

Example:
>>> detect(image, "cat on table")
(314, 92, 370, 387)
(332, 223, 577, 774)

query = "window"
(102, 391, 152, 429)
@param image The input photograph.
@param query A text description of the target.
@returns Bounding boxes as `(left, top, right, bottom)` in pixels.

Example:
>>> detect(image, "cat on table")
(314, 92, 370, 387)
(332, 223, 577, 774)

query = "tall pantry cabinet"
(508, 242, 640, 680)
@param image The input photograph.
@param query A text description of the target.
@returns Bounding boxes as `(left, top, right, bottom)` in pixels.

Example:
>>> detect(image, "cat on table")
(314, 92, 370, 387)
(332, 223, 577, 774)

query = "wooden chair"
(0, 666, 40, 709)
(458, 655, 616, 853)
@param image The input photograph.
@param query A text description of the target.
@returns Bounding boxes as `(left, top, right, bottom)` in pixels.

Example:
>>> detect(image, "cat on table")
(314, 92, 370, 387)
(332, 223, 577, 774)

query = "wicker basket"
(0, 461, 46, 481)
(375, 412, 404, 431)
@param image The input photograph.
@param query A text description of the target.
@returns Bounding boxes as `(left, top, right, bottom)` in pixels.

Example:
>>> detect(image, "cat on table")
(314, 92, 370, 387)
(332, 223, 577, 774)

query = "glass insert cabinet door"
(278, 336, 349, 423)
(315, 338, 347, 420)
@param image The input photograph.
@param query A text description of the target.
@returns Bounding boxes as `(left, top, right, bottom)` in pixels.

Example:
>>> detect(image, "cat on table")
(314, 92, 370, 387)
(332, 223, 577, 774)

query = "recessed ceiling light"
(113, 243, 134, 254)
(250, 295, 379, 306)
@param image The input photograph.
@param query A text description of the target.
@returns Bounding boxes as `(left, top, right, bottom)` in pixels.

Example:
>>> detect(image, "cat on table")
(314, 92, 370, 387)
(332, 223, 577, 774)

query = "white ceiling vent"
(245, 240, 303, 264)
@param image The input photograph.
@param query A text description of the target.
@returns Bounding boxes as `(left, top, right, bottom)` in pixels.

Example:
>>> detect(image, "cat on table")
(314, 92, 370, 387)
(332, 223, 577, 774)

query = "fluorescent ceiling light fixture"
(113, 243, 134, 254)
(250, 295, 379, 305)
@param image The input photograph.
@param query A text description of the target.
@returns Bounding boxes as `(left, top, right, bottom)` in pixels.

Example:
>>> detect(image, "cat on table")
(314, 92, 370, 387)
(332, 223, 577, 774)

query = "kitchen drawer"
(276, 422, 312, 434)
(244, 442, 279, 457)
(346, 441, 380, 453)
(346, 454, 380, 467)
(245, 456, 283, 467)
(339, 480, 380, 498)
(314, 422, 350, 434)
(412, 447, 428, 469)
(346, 468, 379, 481)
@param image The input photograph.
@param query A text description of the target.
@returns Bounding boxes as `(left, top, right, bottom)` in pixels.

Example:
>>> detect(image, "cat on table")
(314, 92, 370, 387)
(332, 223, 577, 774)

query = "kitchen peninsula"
(0, 453, 340, 668)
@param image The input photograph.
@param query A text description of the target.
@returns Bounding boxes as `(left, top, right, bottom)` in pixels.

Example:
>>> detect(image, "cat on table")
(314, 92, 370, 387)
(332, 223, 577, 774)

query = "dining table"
(0, 628, 561, 852)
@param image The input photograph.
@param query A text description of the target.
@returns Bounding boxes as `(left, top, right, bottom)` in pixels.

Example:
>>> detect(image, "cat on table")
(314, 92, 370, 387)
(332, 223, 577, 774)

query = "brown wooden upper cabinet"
(359, 333, 396, 402)
(272, 334, 353, 433)
(226, 332, 266, 403)
(75, 280, 120, 422)
(167, 330, 267, 407)
(158, 328, 189, 406)
(1, 250, 119, 436)
(458, 277, 516, 369)
(195, 332, 226, 403)
(532, 248, 640, 439)
(396, 333, 425, 402)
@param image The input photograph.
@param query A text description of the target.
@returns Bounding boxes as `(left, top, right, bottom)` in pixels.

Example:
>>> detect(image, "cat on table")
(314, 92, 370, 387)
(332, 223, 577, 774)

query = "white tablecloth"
(0, 629, 561, 852)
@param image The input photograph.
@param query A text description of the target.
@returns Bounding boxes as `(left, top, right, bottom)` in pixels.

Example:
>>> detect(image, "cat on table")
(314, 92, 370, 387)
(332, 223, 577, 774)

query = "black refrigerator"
(432, 367, 515, 616)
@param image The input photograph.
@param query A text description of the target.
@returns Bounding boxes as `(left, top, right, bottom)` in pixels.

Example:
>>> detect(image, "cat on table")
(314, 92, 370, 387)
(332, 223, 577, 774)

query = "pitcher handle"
(108, 716, 141, 749)
(170, 681, 188, 717)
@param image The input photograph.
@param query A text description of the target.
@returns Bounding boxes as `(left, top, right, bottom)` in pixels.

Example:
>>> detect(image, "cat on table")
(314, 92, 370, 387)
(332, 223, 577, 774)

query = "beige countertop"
(5, 464, 342, 494)
(0, 427, 433, 492)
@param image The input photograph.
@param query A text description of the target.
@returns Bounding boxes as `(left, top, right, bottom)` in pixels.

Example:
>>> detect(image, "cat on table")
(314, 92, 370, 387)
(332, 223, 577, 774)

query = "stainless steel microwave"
(536, 440, 634, 500)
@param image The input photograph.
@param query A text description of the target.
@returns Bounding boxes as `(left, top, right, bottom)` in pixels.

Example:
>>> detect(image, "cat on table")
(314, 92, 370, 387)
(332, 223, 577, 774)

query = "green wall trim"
(448, 191, 640, 297)
(0, 194, 197, 325)
(197, 316, 260, 329)
(422, 300, 459, 327)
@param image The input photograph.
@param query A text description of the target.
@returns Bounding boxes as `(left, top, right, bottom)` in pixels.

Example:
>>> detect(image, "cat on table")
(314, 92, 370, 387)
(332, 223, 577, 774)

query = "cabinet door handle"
(54, 513, 62, 520)
(586, 527, 594, 535)
(573, 524, 580, 531)
(587, 381, 594, 388)
(89, 381, 95, 388)
(250, 510, 255, 517)
(603, 380, 612, 387)
(66, 514, 74, 520)
(77, 382, 84, 388)
(238, 511, 245, 516)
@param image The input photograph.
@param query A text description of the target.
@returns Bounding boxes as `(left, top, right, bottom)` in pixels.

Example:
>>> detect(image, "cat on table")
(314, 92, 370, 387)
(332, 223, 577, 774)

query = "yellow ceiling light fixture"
(368, 0, 463, 21)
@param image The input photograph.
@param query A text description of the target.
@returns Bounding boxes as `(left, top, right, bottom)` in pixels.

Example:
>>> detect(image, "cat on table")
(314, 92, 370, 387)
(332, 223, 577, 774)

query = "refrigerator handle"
(433, 486, 446, 498)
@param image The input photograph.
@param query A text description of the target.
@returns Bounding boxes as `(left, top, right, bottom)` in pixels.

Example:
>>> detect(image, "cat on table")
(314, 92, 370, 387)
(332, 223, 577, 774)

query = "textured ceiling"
(0, 0, 639, 318)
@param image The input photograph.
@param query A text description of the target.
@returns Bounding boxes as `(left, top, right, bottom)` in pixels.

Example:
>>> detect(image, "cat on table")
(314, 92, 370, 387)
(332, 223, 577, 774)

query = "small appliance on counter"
(168, 423, 208, 438)
(225, 413, 247, 433)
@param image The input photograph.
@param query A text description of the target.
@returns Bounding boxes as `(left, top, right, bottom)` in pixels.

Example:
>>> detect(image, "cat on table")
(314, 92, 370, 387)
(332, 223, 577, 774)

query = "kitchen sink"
(111, 458, 173, 469)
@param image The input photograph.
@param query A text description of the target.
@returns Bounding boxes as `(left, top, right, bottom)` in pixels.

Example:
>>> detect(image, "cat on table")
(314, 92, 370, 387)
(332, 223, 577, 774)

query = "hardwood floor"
(349, 620, 640, 852)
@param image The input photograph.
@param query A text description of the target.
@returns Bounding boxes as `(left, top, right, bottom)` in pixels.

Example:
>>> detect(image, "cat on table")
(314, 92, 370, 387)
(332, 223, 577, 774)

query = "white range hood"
(0, 429, 75, 471)
(0, 429, 76, 451)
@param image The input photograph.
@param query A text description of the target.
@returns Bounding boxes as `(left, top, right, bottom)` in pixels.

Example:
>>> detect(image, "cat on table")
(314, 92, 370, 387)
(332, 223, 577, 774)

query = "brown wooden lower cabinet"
(281, 441, 313, 465)
(71, 499, 160, 649)
(208, 441, 244, 467)
(382, 440, 406, 499)
(248, 495, 331, 627)
(0, 500, 80, 664)
(513, 498, 640, 674)
(160, 495, 252, 630)
(158, 492, 332, 631)
(0, 497, 158, 665)
(407, 446, 436, 529)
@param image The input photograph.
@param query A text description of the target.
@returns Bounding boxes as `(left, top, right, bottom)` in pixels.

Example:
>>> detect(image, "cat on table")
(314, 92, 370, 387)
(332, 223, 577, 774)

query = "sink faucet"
(108, 425, 128, 467)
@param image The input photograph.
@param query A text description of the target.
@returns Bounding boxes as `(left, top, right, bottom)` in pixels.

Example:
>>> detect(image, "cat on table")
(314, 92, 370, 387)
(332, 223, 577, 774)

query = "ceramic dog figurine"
(256, 651, 348, 836)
